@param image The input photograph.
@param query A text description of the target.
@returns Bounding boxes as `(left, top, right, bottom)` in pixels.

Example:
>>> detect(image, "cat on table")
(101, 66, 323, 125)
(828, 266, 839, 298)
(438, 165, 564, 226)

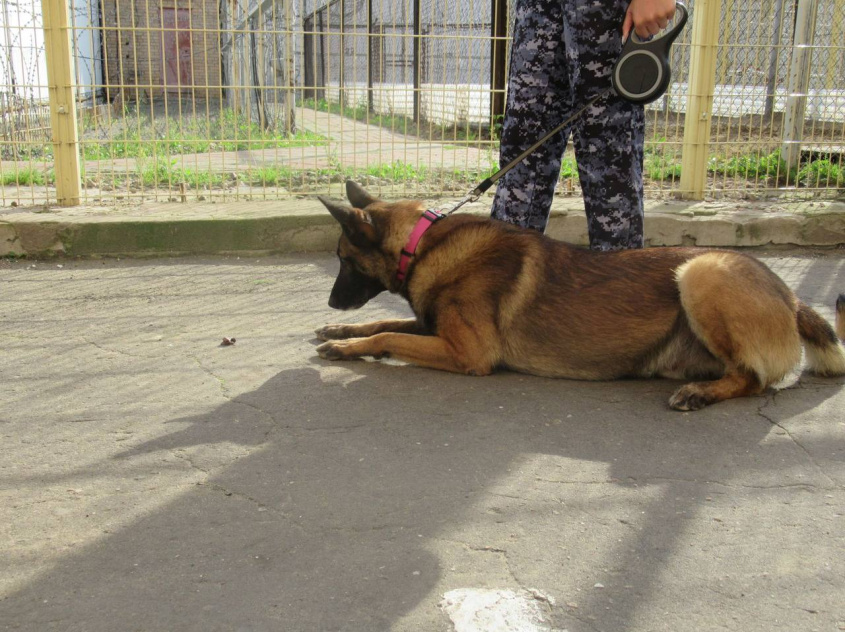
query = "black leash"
(444, 1, 689, 216)
(445, 90, 612, 215)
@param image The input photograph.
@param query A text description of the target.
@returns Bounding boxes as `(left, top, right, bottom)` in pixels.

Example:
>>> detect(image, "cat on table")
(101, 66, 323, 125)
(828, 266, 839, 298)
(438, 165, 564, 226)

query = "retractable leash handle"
(446, 1, 690, 215)
(612, 1, 689, 104)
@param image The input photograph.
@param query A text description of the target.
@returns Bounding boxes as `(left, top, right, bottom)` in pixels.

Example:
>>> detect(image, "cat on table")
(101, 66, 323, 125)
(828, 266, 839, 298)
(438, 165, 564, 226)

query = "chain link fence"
(0, 0, 843, 206)
(646, 0, 845, 194)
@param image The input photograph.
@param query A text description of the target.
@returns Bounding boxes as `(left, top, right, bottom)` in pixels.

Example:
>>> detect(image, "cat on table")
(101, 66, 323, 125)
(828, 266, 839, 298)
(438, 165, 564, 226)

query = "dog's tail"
(837, 294, 845, 342)
(796, 298, 845, 376)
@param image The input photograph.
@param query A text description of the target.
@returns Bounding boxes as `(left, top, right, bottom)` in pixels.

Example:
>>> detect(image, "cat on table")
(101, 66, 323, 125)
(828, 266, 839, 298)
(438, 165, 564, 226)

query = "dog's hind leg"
(796, 300, 845, 376)
(669, 372, 764, 411)
(670, 252, 803, 410)
(316, 318, 423, 341)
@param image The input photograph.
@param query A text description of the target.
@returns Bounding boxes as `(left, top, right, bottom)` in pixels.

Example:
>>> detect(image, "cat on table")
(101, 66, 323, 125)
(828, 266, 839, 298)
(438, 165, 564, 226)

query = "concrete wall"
(325, 81, 845, 125)
(325, 82, 492, 125)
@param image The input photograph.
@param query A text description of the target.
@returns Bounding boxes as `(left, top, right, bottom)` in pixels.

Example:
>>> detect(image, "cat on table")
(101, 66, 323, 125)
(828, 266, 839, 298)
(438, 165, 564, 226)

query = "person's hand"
(622, 0, 677, 41)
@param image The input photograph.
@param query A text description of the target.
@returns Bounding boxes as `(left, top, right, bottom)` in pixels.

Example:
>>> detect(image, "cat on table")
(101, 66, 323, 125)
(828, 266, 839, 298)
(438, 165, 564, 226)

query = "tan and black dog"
(316, 181, 845, 410)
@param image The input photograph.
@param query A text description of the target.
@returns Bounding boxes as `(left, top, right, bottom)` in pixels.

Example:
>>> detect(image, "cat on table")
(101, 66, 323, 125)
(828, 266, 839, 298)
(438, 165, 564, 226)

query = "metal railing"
(0, 0, 842, 207)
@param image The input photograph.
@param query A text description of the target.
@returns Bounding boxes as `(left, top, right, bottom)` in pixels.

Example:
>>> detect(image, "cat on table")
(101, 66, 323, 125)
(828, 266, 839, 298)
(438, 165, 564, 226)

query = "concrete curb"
(1, 197, 844, 257)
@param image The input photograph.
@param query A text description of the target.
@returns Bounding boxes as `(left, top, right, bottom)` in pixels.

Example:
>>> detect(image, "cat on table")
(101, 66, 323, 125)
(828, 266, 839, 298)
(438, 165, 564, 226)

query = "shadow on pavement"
(2, 347, 842, 630)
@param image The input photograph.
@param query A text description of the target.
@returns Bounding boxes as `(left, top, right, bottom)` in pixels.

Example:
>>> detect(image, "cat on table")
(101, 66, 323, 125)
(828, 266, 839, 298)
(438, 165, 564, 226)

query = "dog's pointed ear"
(318, 196, 378, 246)
(346, 180, 380, 209)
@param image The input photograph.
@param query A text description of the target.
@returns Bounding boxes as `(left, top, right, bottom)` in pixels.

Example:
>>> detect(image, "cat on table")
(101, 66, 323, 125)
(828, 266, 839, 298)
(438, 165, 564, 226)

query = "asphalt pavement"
(1, 251, 844, 632)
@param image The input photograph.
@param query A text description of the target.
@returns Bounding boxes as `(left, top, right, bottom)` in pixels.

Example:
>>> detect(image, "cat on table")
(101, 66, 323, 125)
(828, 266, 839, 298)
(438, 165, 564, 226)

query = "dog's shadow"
(2, 347, 841, 630)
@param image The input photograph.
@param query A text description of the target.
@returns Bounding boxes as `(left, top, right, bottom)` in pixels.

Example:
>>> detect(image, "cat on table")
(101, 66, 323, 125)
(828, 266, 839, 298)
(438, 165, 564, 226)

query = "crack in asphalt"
(757, 395, 838, 488)
(172, 450, 283, 516)
(85, 339, 144, 359)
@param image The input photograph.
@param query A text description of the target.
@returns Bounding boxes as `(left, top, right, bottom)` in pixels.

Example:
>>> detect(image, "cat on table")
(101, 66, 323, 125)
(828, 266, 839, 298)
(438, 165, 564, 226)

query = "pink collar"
(396, 209, 445, 284)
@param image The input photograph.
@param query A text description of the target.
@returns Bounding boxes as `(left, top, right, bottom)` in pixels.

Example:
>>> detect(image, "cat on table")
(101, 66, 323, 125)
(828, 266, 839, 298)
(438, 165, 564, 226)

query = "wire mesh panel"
(640, 0, 694, 197)
(704, 0, 801, 196)
(418, 0, 496, 192)
(421, 0, 491, 125)
(341, 0, 368, 108)
(370, 0, 414, 120)
(0, 0, 843, 206)
(648, 0, 845, 199)
(0, 0, 53, 205)
(799, 0, 845, 191)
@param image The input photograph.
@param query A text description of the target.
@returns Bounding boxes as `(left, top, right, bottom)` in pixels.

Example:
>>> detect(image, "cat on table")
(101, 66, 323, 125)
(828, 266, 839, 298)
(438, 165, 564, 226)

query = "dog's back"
(408, 218, 705, 379)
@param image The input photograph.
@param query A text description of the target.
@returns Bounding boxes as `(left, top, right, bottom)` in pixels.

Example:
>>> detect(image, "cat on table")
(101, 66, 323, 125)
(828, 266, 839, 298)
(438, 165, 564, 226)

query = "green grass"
(81, 151, 845, 194)
(5, 117, 845, 196)
(637, 148, 842, 186)
(709, 150, 791, 180)
(644, 140, 681, 181)
(0, 167, 52, 186)
(134, 159, 224, 189)
(646, 154, 682, 180)
(244, 165, 294, 186)
(181, 169, 225, 189)
(238, 160, 497, 189)
(0, 142, 53, 161)
(2, 108, 328, 163)
(80, 129, 326, 161)
(560, 156, 579, 179)
(363, 161, 429, 182)
(796, 159, 843, 187)
(78, 107, 327, 162)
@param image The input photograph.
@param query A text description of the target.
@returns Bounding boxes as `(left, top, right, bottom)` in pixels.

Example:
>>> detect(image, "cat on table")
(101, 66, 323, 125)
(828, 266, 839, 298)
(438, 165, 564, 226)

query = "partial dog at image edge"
(315, 181, 845, 411)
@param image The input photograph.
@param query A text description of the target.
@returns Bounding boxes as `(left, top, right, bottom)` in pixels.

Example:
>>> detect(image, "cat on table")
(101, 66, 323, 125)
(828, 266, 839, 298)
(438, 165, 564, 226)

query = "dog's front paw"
(317, 339, 363, 361)
(315, 324, 355, 341)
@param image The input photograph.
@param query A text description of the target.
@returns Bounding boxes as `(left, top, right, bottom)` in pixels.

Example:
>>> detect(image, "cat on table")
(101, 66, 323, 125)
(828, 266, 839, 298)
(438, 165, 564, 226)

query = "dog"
(315, 181, 845, 410)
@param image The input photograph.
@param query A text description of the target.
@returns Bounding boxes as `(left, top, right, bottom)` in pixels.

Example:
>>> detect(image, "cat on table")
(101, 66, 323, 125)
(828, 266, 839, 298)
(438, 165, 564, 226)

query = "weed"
(181, 169, 225, 189)
(0, 166, 51, 186)
(709, 150, 788, 180)
(78, 108, 326, 162)
(797, 159, 843, 187)
(245, 166, 294, 186)
(559, 157, 579, 179)
(646, 153, 682, 180)
(364, 161, 428, 182)
(0, 142, 53, 161)
(136, 159, 177, 188)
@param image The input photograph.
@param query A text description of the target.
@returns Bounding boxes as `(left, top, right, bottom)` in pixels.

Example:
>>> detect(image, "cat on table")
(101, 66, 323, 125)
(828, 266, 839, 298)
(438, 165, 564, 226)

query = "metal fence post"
(490, 0, 508, 126)
(41, 0, 81, 206)
(764, 0, 786, 117)
(413, 0, 421, 122)
(679, 0, 722, 200)
(367, 0, 373, 111)
(781, 0, 819, 170)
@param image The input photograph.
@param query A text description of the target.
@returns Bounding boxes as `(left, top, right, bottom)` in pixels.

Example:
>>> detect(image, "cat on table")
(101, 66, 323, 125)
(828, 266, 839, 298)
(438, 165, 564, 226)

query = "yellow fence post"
(41, 0, 81, 206)
(679, 0, 722, 200)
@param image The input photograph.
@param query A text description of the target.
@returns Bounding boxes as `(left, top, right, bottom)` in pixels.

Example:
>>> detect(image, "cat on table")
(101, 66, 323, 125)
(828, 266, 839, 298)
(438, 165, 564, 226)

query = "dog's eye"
(340, 256, 359, 272)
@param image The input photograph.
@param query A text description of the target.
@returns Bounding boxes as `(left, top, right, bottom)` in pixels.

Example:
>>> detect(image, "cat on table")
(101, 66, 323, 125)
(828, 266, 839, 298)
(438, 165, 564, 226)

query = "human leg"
(490, 0, 572, 233)
(565, 0, 646, 250)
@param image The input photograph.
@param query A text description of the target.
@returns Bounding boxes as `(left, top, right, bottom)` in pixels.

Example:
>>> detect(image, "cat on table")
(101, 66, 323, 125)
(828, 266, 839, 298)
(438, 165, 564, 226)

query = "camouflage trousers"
(490, 0, 645, 250)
